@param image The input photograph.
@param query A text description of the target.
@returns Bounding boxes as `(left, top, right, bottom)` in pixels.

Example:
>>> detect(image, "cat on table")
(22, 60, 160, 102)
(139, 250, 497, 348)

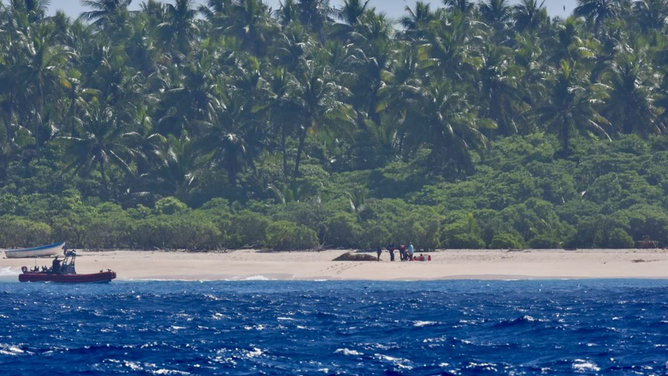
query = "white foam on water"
(0, 344, 27, 356)
(245, 347, 263, 358)
(151, 369, 190, 375)
(0, 267, 19, 277)
(572, 359, 600, 373)
(413, 321, 437, 327)
(374, 354, 413, 370)
(124, 360, 143, 371)
(335, 348, 362, 356)
(243, 275, 272, 281)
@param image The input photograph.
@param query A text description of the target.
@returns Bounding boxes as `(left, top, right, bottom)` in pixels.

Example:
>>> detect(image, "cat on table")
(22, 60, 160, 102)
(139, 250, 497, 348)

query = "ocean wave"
(494, 315, 538, 328)
(243, 275, 273, 281)
(413, 320, 437, 327)
(0, 267, 18, 277)
(335, 348, 362, 356)
(1, 280, 668, 374)
(572, 359, 600, 373)
(0, 343, 28, 356)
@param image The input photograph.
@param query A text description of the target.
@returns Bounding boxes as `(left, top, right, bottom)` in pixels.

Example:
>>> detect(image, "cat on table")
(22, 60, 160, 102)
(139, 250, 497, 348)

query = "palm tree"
(16, 23, 73, 152)
(547, 17, 595, 68)
(291, 59, 355, 177)
(59, 96, 136, 200)
(80, 0, 131, 29)
(513, 0, 548, 33)
(275, 0, 299, 25)
(574, 0, 623, 33)
(158, 0, 199, 59)
(478, 45, 524, 135)
(155, 58, 220, 136)
(535, 60, 611, 158)
(633, 0, 668, 34)
(400, 1, 434, 31)
(423, 10, 482, 84)
(9, 0, 49, 24)
(215, 0, 276, 56)
(129, 134, 200, 203)
(443, 0, 474, 15)
(479, 0, 512, 30)
(338, 0, 370, 27)
(297, 0, 335, 40)
(602, 52, 662, 135)
(267, 66, 299, 176)
(401, 80, 496, 173)
(198, 90, 266, 187)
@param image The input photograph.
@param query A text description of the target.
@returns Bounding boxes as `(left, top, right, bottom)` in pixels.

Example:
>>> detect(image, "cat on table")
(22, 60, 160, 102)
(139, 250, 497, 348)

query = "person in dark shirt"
(52, 257, 61, 274)
(399, 244, 406, 261)
(376, 246, 382, 261)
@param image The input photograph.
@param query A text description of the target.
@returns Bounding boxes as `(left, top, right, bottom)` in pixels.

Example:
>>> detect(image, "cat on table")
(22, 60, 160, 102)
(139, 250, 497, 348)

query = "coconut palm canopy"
(1, 0, 668, 251)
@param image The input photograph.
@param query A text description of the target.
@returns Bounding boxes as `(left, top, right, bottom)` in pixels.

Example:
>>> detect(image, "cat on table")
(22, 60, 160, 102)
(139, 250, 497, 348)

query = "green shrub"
(0, 217, 52, 248)
(358, 222, 391, 249)
(154, 197, 188, 215)
(265, 221, 319, 250)
(323, 212, 360, 248)
(606, 228, 634, 249)
(226, 211, 271, 248)
(528, 235, 560, 249)
(489, 233, 525, 249)
(135, 216, 221, 250)
(449, 233, 486, 249)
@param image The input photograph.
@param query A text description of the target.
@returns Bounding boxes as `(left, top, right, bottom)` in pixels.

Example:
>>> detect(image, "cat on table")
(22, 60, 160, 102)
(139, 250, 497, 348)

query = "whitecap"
(413, 321, 437, 327)
(244, 275, 271, 281)
(335, 348, 362, 356)
(124, 360, 143, 371)
(277, 317, 295, 321)
(245, 347, 263, 358)
(0, 344, 26, 356)
(572, 359, 600, 373)
(151, 369, 190, 375)
(374, 354, 412, 370)
(0, 267, 18, 277)
(243, 324, 266, 331)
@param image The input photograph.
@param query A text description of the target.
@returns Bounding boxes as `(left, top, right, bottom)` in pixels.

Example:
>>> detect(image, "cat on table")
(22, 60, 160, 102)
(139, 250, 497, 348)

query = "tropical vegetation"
(2, 0, 668, 250)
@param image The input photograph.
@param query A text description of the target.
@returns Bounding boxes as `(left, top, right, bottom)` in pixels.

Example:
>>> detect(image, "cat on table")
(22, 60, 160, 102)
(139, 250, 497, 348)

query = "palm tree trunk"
(562, 121, 570, 157)
(281, 125, 288, 177)
(99, 159, 109, 201)
(227, 154, 238, 187)
(294, 126, 307, 178)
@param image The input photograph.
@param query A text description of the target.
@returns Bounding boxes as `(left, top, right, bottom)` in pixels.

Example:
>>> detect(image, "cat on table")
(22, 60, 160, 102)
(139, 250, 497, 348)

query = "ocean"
(1, 279, 667, 375)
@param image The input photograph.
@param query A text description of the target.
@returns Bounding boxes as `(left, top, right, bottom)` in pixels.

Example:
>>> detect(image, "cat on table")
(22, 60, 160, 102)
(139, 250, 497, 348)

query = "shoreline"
(2, 248, 668, 281)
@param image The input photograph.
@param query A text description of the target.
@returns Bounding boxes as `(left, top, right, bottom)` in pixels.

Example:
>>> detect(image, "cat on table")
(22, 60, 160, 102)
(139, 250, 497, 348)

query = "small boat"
(19, 251, 116, 283)
(5, 242, 65, 259)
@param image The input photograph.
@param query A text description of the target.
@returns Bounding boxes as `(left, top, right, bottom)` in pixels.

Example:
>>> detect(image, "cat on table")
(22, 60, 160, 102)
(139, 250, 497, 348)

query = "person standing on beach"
(399, 244, 406, 261)
(408, 243, 415, 260)
(389, 246, 395, 261)
(376, 246, 382, 261)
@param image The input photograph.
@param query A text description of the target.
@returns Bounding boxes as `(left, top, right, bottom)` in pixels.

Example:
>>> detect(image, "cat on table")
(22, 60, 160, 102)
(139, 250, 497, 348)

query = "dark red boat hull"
(19, 271, 116, 283)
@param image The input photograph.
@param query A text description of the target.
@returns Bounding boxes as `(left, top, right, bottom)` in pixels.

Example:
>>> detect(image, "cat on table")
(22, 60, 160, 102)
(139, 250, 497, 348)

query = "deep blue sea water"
(1, 279, 668, 375)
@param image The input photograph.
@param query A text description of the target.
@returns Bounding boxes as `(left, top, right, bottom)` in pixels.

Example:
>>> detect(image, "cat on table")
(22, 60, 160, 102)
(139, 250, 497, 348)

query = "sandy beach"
(2, 248, 668, 281)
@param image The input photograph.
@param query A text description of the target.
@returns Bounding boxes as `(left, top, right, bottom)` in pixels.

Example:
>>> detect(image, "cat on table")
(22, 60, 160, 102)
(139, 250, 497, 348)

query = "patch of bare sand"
(2, 249, 668, 281)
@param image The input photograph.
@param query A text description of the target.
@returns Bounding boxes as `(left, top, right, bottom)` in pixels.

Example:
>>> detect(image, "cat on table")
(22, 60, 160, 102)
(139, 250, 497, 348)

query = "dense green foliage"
(1, 0, 668, 250)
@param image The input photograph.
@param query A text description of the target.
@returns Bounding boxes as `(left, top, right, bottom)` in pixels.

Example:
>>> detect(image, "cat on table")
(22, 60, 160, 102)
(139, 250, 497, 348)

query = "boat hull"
(5, 242, 65, 259)
(19, 271, 116, 283)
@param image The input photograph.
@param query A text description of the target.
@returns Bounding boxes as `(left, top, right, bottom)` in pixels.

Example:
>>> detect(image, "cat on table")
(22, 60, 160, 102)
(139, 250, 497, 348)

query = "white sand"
(2, 248, 668, 281)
